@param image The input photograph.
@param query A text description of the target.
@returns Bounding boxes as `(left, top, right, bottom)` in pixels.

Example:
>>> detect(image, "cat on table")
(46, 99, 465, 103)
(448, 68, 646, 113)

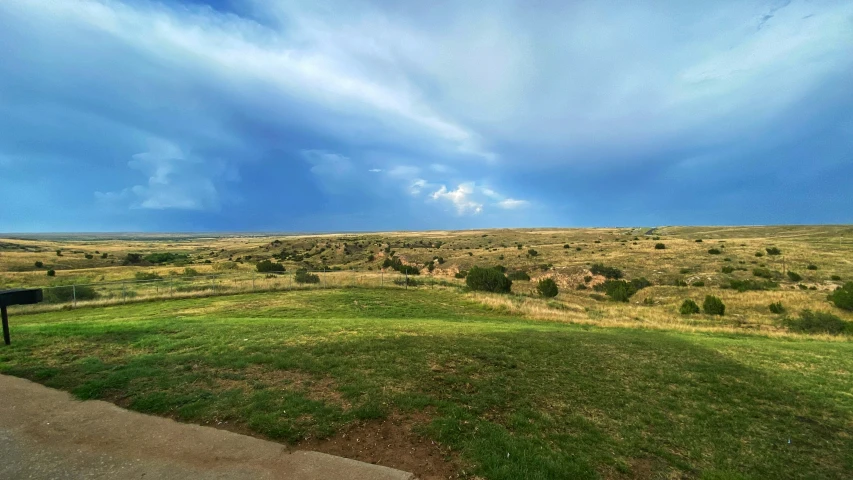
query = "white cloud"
(409, 179, 427, 195)
(387, 165, 421, 178)
(497, 198, 529, 209)
(430, 183, 483, 215)
(302, 150, 355, 194)
(368, 168, 382, 172)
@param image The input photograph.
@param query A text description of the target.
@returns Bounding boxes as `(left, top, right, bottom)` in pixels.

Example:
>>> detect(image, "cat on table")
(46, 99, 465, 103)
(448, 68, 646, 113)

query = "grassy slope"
(2, 288, 851, 479)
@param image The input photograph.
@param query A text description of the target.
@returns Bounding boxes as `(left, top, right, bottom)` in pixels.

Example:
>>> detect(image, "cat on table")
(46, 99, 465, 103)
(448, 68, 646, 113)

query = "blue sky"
(1, 0, 851, 232)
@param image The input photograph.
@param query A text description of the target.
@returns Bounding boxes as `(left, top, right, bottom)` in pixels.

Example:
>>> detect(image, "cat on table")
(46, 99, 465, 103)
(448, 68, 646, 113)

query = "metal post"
(72, 285, 77, 308)
(1, 306, 10, 346)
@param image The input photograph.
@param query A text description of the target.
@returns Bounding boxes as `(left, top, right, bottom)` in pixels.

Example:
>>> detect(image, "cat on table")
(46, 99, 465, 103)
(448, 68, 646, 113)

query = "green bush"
(527, 249, 539, 257)
(721, 265, 735, 274)
(590, 264, 623, 279)
(182, 267, 200, 277)
(828, 282, 853, 311)
(46, 269, 55, 277)
(295, 268, 320, 284)
(134, 271, 162, 281)
(765, 247, 782, 256)
(536, 278, 558, 298)
(101, 253, 109, 259)
(708, 248, 722, 255)
(454, 270, 467, 279)
(34, 261, 44, 268)
(125, 253, 143, 264)
(703, 295, 725, 316)
(754, 252, 764, 257)
(84, 254, 94, 259)
(831, 275, 842, 281)
(563, 244, 570, 249)
(807, 264, 818, 270)
(753, 268, 774, 279)
(695, 239, 703, 243)
(382, 257, 420, 275)
(507, 271, 530, 281)
(728, 279, 777, 292)
(680, 299, 700, 315)
(769, 302, 786, 314)
(787, 271, 802, 282)
(594, 278, 651, 302)
(692, 281, 705, 287)
(576, 284, 588, 290)
(654, 243, 666, 250)
(465, 266, 512, 293)
(256, 260, 285, 273)
(42, 284, 97, 303)
(784, 310, 850, 335)
(56, 250, 62, 256)
(492, 265, 507, 273)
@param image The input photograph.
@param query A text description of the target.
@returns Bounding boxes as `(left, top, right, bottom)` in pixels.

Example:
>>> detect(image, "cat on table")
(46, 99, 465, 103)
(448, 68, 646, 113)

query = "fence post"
(169, 277, 173, 297)
(405, 270, 408, 290)
(252, 272, 255, 291)
(381, 270, 384, 287)
(323, 268, 326, 289)
(72, 285, 77, 308)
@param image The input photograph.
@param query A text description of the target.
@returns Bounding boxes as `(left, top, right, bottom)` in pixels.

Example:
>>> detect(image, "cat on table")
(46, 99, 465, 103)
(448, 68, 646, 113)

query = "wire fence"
(8, 269, 465, 314)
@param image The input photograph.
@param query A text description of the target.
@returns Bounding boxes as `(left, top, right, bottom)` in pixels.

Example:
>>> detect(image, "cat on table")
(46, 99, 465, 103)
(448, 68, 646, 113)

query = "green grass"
(1, 288, 852, 479)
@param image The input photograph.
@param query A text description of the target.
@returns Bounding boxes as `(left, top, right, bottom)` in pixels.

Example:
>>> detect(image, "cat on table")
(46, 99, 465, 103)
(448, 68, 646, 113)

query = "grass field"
(2, 288, 852, 479)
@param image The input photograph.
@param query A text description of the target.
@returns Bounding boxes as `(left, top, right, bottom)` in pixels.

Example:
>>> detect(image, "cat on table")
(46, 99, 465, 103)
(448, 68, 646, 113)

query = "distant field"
(1, 288, 852, 479)
(2, 226, 852, 336)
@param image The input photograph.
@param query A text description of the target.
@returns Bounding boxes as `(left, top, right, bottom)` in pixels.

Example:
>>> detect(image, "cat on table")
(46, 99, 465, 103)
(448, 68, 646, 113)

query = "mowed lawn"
(1, 288, 852, 479)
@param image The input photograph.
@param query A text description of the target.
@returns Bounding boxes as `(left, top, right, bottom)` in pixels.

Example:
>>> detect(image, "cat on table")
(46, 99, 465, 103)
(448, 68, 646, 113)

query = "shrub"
(256, 260, 285, 273)
(830, 275, 841, 281)
(695, 239, 703, 243)
(703, 295, 725, 316)
(752, 268, 773, 279)
(576, 247, 582, 251)
(563, 244, 570, 249)
(101, 253, 108, 259)
(692, 281, 705, 287)
(367, 254, 375, 262)
(382, 257, 420, 275)
(84, 254, 94, 259)
(828, 282, 853, 311)
(43, 284, 97, 303)
(46, 269, 56, 277)
(507, 271, 530, 281)
(56, 250, 62, 256)
(590, 264, 623, 279)
(34, 261, 44, 268)
(721, 265, 735, 274)
(679, 268, 691, 274)
(583, 275, 592, 283)
(492, 265, 507, 273)
(537, 278, 558, 298)
(784, 310, 850, 335)
(798, 284, 808, 290)
(654, 243, 666, 250)
(295, 268, 320, 284)
(125, 253, 143, 264)
(728, 279, 777, 292)
(213, 261, 237, 271)
(576, 284, 588, 290)
(455, 270, 467, 279)
(680, 299, 700, 315)
(708, 248, 722, 255)
(182, 267, 200, 277)
(594, 278, 650, 302)
(787, 271, 802, 282)
(754, 252, 764, 257)
(765, 247, 782, 256)
(769, 302, 786, 314)
(527, 249, 539, 257)
(134, 271, 161, 281)
(466, 266, 512, 293)
(807, 264, 818, 270)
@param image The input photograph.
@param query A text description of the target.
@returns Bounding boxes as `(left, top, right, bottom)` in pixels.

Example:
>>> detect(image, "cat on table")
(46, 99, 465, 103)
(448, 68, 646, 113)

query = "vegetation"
(784, 310, 850, 335)
(134, 271, 162, 281)
(34, 261, 44, 268)
(765, 247, 782, 256)
(144, 252, 190, 264)
(787, 271, 802, 282)
(294, 268, 320, 284)
(752, 268, 774, 279)
(703, 295, 726, 316)
(466, 266, 512, 293)
(2, 289, 853, 479)
(707, 248, 721, 255)
(506, 270, 530, 281)
(46, 269, 55, 277)
(594, 278, 650, 302)
(256, 260, 285, 273)
(382, 257, 420, 275)
(536, 278, 558, 298)
(769, 302, 786, 314)
(589, 264, 622, 279)
(679, 299, 700, 315)
(721, 265, 735, 274)
(654, 243, 666, 249)
(828, 282, 853, 311)
(728, 279, 777, 292)
(808, 264, 819, 270)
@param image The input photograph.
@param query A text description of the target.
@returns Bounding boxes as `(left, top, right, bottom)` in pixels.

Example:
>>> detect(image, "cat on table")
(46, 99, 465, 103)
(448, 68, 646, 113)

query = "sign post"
(0, 289, 44, 346)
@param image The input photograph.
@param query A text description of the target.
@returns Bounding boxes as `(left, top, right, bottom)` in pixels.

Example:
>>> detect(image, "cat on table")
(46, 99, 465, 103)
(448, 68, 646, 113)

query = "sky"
(0, 0, 851, 233)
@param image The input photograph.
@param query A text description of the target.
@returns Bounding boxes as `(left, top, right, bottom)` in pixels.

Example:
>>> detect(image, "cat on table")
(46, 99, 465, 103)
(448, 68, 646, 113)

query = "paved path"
(0, 374, 415, 480)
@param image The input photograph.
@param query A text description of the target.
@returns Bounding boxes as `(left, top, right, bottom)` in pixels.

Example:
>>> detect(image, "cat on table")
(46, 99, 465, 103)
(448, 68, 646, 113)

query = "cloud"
(368, 168, 383, 173)
(302, 150, 355, 194)
(431, 183, 483, 215)
(497, 198, 529, 210)
(409, 179, 427, 195)
(96, 138, 223, 211)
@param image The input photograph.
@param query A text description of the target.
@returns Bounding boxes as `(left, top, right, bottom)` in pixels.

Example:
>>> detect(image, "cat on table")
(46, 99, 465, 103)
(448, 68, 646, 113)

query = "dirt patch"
(212, 366, 350, 409)
(301, 410, 463, 480)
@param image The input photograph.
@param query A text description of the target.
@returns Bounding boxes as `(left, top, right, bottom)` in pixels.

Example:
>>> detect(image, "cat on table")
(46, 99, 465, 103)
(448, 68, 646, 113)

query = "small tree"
(787, 271, 802, 282)
(537, 278, 558, 298)
(828, 282, 853, 311)
(295, 268, 320, 284)
(703, 295, 725, 316)
(769, 302, 786, 314)
(765, 247, 782, 256)
(654, 243, 666, 250)
(527, 249, 539, 257)
(56, 249, 62, 256)
(34, 261, 44, 268)
(680, 299, 700, 315)
(466, 266, 512, 293)
(46, 269, 56, 277)
(708, 248, 722, 255)
(256, 260, 285, 273)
